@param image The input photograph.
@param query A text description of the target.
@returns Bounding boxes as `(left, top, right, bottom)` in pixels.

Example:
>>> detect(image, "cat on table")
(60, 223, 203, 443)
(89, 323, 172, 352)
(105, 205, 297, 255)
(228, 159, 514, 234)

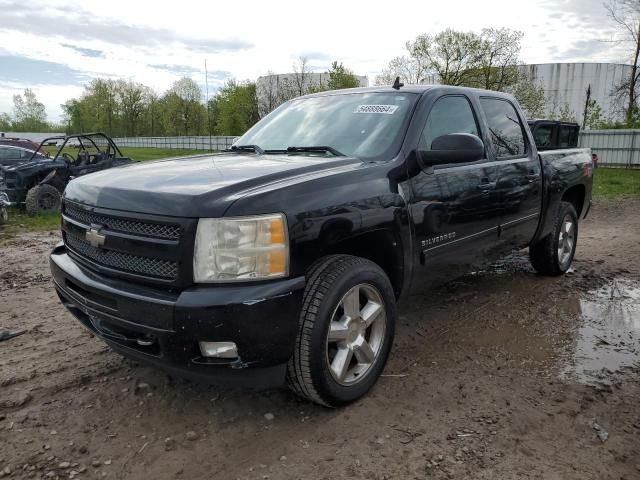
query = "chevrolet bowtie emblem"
(86, 227, 106, 248)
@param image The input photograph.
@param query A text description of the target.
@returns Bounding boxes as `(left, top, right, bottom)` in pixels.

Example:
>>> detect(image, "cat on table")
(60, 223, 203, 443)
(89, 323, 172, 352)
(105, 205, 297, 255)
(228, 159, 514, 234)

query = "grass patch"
(1, 208, 60, 236)
(593, 167, 640, 198)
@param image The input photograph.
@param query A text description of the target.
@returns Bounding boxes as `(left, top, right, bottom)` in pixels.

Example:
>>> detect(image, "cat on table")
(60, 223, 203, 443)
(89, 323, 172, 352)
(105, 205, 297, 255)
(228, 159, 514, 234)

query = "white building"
(519, 63, 632, 123)
(420, 62, 632, 123)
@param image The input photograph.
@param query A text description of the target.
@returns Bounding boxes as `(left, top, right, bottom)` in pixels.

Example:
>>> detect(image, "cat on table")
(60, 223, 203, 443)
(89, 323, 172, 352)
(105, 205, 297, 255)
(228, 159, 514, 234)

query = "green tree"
(326, 62, 360, 90)
(583, 99, 607, 129)
(117, 80, 149, 136)
(0, 113, 11, 131)
(507, 73, 547, 118)
(13, 89, 48, 131)
(214, 80, 259, 136)
(163, 77, 205, 135)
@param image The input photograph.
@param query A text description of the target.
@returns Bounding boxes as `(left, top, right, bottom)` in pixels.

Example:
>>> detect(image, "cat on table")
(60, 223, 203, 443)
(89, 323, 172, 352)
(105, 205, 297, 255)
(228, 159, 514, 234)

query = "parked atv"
(0, 133, 133, 215)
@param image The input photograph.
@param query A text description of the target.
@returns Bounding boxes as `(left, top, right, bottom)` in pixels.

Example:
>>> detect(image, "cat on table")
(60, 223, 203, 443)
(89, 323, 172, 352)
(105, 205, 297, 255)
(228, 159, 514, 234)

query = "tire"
(529, 201, 578, 276)
(287, 255, 396, 407)
(25, 184, 61, 214)
(0, 207, 7, 226)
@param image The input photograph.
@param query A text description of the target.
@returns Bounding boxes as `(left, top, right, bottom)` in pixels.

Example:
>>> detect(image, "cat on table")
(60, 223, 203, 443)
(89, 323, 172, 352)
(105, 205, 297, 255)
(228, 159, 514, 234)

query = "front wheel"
(0, 207, 7, 226)
(25, 184, 61, 214)
(287, 255, 396, 407)
(529, 201, 578, 276)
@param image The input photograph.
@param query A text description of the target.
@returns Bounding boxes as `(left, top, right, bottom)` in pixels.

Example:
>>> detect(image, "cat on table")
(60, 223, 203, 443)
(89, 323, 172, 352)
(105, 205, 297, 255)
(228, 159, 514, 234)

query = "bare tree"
(605, 0, 640, 123)
(257, 71, 281, 117)
(292, 56, 312, 97)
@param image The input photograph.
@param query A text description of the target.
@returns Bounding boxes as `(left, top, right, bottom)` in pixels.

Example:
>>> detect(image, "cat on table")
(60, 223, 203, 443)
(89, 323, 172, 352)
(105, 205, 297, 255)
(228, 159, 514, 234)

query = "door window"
(421, 96, 479, 150)
(480, 98, 527, 158)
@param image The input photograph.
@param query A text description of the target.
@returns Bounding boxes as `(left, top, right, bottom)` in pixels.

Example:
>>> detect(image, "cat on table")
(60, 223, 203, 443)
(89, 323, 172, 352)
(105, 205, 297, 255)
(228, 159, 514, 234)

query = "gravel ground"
(0, 199, 639, 480)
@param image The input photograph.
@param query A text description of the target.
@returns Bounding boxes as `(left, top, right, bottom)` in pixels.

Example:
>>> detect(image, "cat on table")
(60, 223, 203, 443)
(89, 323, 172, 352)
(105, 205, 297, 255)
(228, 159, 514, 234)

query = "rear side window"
(421, 96, 478, 150)
(532, 124, 554, 148)
(480, 98, 526, 158)
(558, 125, 578, 148)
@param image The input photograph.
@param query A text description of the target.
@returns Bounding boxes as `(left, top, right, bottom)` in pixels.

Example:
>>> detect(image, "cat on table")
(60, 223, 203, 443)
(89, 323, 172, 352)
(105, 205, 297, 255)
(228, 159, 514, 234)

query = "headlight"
(193, 213, 289, 282)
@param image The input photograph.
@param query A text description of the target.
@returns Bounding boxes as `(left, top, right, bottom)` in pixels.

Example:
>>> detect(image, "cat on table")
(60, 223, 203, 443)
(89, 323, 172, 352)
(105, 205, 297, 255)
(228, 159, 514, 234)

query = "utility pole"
(205, 59, 212, 152)
(582, 84, 591, 130)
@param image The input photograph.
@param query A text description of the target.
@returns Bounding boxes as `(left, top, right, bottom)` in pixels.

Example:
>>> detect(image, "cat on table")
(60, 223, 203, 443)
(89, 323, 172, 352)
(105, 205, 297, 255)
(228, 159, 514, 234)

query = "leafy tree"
(375, 47, 430, 85)
(0, 113, 12, 131)
(411, 29, 482, 86)
(326, 62, 360, 90)
(163, 77, 206, 135)
(378, 28, 547, 117)
(550, 102, 578, 123)
(583, 99, 607, 129)
(214, 80, 259, 136)
(507, 73, 546, 118)
(117, 80, 149, 136)
(13, 89, 48, 131)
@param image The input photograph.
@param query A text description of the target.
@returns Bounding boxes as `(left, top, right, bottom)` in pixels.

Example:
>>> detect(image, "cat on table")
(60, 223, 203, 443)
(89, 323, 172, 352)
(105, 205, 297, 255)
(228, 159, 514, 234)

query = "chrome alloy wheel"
(558, 214, 576, 267)
(326, 283, 387, 385)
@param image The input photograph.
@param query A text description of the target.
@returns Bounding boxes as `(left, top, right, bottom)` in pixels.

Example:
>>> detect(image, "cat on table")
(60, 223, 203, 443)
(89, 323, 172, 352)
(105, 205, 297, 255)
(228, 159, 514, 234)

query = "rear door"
(407, 94, 502, 289)
(480, 97, 542, 249)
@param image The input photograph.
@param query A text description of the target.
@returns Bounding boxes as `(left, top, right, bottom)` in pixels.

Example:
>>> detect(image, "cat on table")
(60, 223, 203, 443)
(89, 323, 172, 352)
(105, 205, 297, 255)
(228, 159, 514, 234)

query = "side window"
(0, 147, 8, 159)
(532, 124, 553, 148)
(421, 96, 479, 150)
(558, 126, 578, 148)
(480, 98, 527, 158)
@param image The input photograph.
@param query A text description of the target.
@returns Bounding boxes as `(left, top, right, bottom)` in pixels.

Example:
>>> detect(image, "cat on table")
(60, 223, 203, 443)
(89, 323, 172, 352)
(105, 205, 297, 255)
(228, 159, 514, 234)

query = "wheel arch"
(561, 184, 586, 218)
(324, 229, 406, 299)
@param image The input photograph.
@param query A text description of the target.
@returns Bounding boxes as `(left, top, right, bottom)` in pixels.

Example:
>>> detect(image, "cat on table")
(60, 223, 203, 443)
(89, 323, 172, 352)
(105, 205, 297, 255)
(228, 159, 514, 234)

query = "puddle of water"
(561, 278, 640, 384)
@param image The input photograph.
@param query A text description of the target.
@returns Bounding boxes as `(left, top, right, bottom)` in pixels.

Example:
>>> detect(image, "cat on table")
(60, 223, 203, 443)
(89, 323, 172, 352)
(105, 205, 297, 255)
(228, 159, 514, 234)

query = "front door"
(407, 94, 502, 291)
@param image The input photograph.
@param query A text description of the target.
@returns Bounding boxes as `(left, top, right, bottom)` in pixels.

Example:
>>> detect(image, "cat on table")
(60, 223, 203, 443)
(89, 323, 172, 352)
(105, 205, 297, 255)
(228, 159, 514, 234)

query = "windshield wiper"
(286, 146, 345, 157)
(229, 144, 264, 155)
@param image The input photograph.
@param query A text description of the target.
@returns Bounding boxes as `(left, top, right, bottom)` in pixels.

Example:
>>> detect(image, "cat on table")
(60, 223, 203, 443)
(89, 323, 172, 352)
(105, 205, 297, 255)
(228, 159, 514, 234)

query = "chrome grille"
(65, 233, 178, 280)
(64, 203, 181, 240)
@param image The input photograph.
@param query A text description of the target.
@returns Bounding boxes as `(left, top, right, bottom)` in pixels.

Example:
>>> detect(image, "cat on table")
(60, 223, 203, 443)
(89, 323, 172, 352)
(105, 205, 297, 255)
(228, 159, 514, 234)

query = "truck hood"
(64, 152, 363, 217)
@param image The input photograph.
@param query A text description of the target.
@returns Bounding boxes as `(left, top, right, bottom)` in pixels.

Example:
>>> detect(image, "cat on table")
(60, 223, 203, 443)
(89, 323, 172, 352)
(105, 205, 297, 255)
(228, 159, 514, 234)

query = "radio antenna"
(392, 76, 404, 90)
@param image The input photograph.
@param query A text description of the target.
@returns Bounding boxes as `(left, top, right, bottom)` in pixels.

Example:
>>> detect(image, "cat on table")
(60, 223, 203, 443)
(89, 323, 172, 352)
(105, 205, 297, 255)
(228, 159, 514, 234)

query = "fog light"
(199, 341, 238, 358)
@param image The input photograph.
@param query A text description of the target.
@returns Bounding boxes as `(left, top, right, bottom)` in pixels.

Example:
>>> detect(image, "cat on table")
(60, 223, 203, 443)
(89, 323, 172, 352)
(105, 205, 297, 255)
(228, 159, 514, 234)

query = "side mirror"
(417, 133, 485, 167)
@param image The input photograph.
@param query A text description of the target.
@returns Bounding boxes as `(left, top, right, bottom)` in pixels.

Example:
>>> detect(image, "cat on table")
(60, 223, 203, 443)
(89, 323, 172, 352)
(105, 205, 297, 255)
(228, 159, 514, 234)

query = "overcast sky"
(0, 0, 628, 123)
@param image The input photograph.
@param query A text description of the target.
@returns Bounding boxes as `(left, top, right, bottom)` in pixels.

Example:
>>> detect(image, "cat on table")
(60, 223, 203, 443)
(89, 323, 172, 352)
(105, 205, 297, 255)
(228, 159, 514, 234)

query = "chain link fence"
(113, 132, 640, 167)
(113, 136, 237, 151)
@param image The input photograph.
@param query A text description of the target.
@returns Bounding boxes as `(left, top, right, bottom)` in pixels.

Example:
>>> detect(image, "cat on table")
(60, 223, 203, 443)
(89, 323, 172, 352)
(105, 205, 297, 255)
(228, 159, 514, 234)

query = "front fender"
(39, 170, 68, 192)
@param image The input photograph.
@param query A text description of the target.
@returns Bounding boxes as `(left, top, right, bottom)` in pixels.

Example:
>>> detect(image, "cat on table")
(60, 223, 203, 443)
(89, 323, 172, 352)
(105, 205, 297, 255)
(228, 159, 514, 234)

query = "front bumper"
(50, 243, 305, 389)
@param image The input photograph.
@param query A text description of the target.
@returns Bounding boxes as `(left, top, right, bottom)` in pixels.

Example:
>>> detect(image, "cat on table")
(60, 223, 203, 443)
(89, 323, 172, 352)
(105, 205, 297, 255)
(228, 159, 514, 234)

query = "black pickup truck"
(50, 85, 593, 406)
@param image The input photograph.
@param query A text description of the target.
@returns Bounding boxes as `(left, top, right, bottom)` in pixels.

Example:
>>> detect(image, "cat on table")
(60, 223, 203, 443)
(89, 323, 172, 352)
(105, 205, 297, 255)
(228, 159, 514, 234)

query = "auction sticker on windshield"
(354, 105, 399, 114)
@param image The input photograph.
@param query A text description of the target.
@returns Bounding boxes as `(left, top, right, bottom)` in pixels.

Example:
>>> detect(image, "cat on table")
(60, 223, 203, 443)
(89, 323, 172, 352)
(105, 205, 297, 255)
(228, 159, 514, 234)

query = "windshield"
(237, 92, 418, 160)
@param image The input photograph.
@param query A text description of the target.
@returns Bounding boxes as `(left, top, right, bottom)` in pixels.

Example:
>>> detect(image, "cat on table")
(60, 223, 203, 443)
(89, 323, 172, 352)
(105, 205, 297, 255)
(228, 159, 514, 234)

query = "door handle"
(477, 182, 496, 190)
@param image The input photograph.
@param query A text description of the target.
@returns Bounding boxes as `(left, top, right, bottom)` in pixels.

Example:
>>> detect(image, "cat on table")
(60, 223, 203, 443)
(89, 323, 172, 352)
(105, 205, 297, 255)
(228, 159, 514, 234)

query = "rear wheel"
(287, 255, 396, 407)
(529, 201, 578, 276)
(25, 184, 61, 214)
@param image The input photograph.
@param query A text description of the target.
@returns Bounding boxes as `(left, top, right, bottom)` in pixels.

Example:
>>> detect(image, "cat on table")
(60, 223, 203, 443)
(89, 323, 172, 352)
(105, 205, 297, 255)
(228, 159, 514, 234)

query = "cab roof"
(302, 84, 516, 101)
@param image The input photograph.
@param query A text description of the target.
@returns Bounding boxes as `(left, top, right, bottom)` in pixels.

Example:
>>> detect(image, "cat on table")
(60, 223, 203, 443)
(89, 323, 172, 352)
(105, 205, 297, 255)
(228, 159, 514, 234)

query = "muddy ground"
(1, 199, 639, 480)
